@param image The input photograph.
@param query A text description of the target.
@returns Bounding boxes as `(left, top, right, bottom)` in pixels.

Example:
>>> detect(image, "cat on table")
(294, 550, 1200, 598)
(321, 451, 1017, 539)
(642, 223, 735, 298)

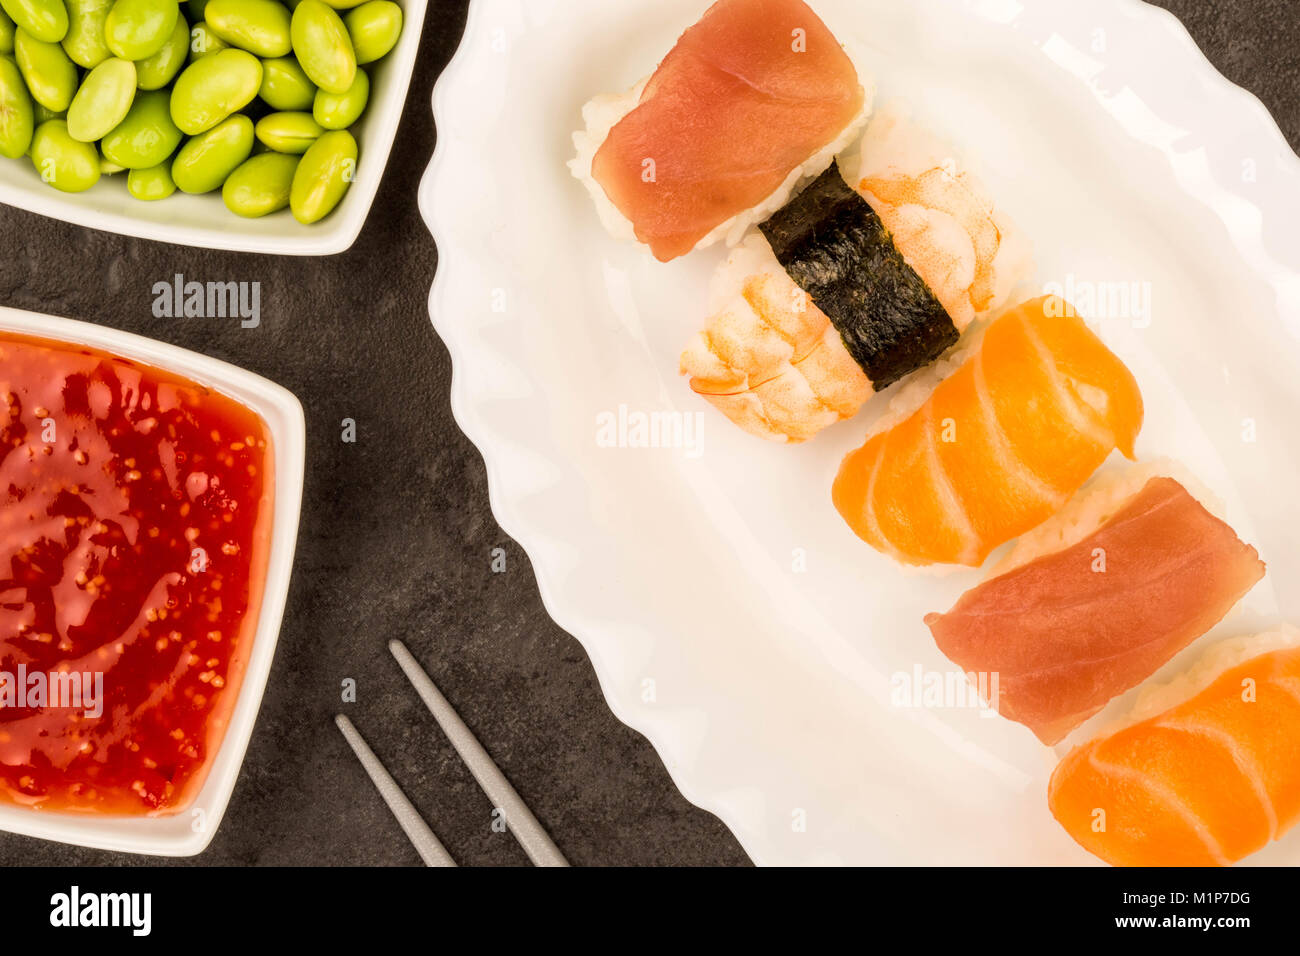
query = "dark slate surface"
(0, 0, 1295, 867)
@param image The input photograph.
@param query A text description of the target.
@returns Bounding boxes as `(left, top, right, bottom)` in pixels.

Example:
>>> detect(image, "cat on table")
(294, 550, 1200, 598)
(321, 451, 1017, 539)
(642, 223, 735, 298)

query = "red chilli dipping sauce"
(0, 332, 274, 815)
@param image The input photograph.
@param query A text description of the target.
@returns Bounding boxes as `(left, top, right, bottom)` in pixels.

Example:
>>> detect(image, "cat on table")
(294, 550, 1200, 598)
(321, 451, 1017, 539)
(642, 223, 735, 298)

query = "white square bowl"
(0, 307, 305, 855)
(0, 0, 428, 256)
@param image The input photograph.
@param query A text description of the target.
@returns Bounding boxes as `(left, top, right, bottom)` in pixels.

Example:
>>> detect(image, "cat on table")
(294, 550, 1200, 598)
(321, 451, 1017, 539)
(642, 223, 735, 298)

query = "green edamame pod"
(0, 0, 69, 44)
(31, 99, 60, 121)
(136, 13, 189, 89)
(100, 155, 125, 173)
(290, 0, 353, 95)
(30, 119, 100, 191)
(205, 0, 291, 58)
(61, 0, 111, 68)
(15, 27, 77, 112)
(127, 158, 174, 198)
(289, 126, 352, 223)
(258, 54, 314, 110)
(344, 0, 398, 65)
(318, 0, 365, 9)
(0, 9, 17, 54)
(66, 56, 136, 141)
(0, 54, 34, 157)
(253, 109, 319, 153)
(311, 65, 363, 129)
(222, 149, 296, 216)
(169, 46, 261, 134)
(100, 87, 180, 166)
(171, 111, 252, 192)
(105, 0, 179, 61)
(189, 20, 227, 59)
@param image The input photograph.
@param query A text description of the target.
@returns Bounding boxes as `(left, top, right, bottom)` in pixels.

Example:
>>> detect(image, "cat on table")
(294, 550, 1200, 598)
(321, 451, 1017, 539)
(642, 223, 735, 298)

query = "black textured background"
(0, 0, 1296, 867)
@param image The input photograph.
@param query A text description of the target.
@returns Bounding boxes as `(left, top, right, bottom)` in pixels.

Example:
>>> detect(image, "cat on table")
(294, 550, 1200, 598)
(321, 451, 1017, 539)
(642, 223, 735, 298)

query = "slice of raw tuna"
(924, 477, 1266, 745)
(591, 0, 864, 262)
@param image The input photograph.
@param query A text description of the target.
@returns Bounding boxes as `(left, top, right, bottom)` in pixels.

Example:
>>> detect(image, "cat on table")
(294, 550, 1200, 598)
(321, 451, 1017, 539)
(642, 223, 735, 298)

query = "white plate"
(422, 0, 1300, 865)
(0, 0, 428, 256)
(0, 309, 305, 855)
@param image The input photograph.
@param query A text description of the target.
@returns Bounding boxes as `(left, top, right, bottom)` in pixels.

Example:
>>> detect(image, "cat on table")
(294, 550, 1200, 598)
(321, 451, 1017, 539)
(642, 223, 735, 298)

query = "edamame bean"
(289, 126, 352, 223)
(105, 0, 179, 60)
(290, 0, 353, 95)
(254, 109, 319, 152)
(136, 13, 189, 89)
(66, 56, 135, 141)
(222, 150, 296, 216)
(127, 158, 174, 198)
(0, 0, 68, 44)
(171, 111, 251, 191)
(30, 119, 99, 190)
(189, 20, 227, 58)
(1, 0, 377, 225)
(15, 27, 77, 111)
(61, 0, 111, 67)
(311, 65, 363, 129)
(169, 46, 260, 134)
(258, 55, 314, 110)
(205, 0, 290, 58)
(100, 87, 180, 166)
(344, 1, 398, 65)
(0, 54, 34, 158)
(0, 9, 17, 54)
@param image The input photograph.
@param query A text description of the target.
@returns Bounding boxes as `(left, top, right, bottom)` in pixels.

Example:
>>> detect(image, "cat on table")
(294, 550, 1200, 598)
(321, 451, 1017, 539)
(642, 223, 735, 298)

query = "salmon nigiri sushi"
(571, 0, 870, 263)
(832, 295, 1145, 567)
(1049, 631, 1300, 867)
(926, 465, 1266, 744)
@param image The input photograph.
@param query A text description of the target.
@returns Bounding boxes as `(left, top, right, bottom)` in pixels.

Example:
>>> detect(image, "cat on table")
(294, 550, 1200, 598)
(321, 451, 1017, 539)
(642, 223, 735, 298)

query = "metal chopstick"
(389, 640, 570, 867)
(333, 714, 457, 867)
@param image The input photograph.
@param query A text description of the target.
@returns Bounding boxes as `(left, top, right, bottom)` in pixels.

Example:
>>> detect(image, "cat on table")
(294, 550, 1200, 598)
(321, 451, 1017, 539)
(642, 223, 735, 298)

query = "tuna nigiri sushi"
(571, 0, 870, 263)
(680, 104, 1030, 443)
(926, 466, 1266, 744)
(1049, 630, 1300, 866)
(831, 295, 1144, 567)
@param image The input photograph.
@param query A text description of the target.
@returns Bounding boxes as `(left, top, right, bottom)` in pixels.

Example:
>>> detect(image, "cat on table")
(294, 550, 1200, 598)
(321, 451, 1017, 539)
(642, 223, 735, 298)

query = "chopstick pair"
(335, 640, 570, 867)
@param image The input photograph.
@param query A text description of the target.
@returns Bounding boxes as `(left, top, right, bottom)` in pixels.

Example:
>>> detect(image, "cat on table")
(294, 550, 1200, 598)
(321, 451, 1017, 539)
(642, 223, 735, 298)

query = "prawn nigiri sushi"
(926, 465, 1266, 744)
(1049, 630, 1300, 867)
(680, 103, 1031, 443)
(831, 295, 1145, 567)
(571, 0, 870, 263)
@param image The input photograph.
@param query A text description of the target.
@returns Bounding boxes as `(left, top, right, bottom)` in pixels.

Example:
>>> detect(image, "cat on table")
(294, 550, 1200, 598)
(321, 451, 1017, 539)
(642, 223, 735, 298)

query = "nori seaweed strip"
(759, 162, 958, 389)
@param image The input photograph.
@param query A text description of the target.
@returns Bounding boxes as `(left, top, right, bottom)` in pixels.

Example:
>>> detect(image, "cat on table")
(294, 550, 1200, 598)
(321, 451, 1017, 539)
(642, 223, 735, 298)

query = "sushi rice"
(992, 459, 1225, 577)
(1095, 626, 1300, 738)
(569, 59, 876, 257)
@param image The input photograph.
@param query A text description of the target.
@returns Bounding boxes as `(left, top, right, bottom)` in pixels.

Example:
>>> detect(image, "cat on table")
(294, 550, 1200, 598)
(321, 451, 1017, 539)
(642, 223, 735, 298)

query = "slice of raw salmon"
(926, 478, 1266, 744)
(1049, 645, 1300, 866)
(832, 296, 1144, 566)
(592, 0, 864, 262)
